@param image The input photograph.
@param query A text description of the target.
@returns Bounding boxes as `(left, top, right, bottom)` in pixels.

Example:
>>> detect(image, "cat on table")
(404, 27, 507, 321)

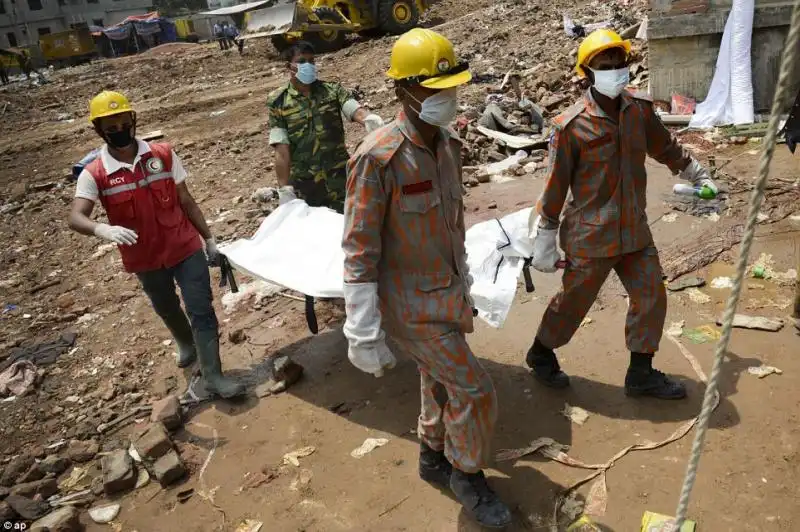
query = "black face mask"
(104, 125, 134, 149)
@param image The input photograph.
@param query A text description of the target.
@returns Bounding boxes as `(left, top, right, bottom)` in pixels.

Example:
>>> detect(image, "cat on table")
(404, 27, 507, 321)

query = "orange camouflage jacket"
(342, 110, 472, 340)
(537, 89, 692, 258)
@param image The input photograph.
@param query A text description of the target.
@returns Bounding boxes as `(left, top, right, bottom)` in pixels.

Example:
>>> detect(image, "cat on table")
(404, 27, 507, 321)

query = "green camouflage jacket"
(267, 81, 352, 186)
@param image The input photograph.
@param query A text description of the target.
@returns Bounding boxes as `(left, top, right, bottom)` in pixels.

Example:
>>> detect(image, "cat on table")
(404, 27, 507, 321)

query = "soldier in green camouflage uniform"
(268, 41, 385, 214)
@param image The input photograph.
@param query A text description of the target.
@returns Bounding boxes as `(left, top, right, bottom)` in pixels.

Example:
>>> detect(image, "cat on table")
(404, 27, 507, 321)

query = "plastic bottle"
(673, 183, 717, 200)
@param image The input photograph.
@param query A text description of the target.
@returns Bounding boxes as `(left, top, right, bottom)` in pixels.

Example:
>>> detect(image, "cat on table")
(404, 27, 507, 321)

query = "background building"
(0, 0, 153, 48)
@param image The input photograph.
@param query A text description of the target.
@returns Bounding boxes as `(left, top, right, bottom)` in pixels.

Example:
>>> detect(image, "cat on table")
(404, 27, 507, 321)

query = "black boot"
(525, 338, 570, 388)
(418, 442, 451, 490)
(450, 469, 512, 529)
(625, 353, 687, 399)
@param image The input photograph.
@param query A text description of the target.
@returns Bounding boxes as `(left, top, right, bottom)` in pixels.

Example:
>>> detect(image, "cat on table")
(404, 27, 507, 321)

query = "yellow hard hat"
(575, 29, 631, 78)
(89, 90, 133, 123)
(387, 28, 471, 89)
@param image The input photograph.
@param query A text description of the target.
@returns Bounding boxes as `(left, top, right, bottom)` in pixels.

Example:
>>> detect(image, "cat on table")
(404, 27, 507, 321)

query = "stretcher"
(219, 200, 545, 332)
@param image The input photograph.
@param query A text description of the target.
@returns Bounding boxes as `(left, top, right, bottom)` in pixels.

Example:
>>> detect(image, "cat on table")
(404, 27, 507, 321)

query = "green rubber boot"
(195, 329, 245, 399)
(160, 310, 197, 368)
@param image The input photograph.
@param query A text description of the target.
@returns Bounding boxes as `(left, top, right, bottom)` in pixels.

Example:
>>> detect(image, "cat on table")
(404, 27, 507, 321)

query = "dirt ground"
(1, 0, 799, 529)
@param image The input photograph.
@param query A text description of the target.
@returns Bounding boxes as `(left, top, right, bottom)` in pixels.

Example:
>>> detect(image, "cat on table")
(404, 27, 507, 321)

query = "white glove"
(278, 185, 297, 205)
(343, 282, 397, 377)
(94, 223, 138, 246)
(530, 216, 561, 273)
(205, 237, 220, 264)
(363, 114, 385, 133)
(680, 158, 718, 194)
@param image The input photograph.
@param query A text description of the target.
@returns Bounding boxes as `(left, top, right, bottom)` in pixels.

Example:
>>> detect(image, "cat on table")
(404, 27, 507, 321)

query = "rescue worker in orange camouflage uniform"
(526, 30, 719, 399)
(341, 29, 512, 529)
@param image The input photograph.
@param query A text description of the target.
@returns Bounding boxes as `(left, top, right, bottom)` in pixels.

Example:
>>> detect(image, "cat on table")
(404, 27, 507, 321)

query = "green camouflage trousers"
(292, 167, 346, 214)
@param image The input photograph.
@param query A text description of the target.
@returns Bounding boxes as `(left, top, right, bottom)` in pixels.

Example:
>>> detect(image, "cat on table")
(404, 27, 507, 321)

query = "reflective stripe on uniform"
(100, 171, 174, 197)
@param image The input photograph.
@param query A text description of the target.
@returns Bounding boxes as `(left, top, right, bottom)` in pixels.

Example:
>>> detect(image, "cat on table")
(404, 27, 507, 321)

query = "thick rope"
(672, 1, 800, 528)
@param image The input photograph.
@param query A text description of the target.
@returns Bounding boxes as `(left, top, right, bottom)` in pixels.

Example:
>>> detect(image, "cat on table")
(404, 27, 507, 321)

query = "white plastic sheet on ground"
(220, 201, 536, 328)
(689, 0, 755, 128)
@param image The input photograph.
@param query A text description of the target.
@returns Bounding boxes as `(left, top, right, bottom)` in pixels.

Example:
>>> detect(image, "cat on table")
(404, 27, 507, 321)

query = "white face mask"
(590, 67, 630, 99)
(406, 88, 458, 127)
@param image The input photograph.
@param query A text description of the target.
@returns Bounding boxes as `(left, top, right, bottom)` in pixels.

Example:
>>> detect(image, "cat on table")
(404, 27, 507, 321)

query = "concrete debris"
(101, 449, 137, 495)
(10, 478, 58, 499)
(667, 276, 706, 292)
(152, 450, 187, 487)
(234, 519, 264, 532)
(30, 506, 81, 532)
(66, 439, 99, 463)
(133, 423, 173, 461)
(0, 454, 35, 486)
(6, 494, 51, 520)
(150, 395, 182, 431)
(88, 502, 121, 523)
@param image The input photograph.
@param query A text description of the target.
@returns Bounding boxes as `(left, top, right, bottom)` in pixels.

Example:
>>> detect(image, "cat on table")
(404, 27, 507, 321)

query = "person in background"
(341, 28, 512, 529)
(213, 22, 228, 50)
(68, 91, 245, 400)
(525, 29, 719, 399)
(267, 41, 384, 214)
(225, 22, 240, 52)
(0, 62, 9, 85)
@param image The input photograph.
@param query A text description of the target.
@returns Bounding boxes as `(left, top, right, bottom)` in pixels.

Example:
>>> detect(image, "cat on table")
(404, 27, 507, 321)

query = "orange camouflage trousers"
(537, 246, 667, 354)
(392, 331, 497, 474)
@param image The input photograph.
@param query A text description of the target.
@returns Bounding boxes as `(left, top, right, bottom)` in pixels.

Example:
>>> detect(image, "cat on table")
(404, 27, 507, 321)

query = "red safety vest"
(85, 142, 202, 273)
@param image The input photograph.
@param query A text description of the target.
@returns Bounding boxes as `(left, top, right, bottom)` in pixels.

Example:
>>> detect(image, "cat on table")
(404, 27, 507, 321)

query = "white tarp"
(219, 201, 536, 328)
(689, 0, 755, 128)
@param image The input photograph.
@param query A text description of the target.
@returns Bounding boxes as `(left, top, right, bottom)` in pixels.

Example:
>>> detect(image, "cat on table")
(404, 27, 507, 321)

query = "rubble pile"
(0, 393, 189, 529)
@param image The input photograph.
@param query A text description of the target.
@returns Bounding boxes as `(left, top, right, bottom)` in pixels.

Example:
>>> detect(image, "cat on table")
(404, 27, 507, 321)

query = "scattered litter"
(222, 280, 282, 313)
(666, 320, 685, 337)
(671, 94, 696, 115)
(560, 490, 585, 521)
(176, 488, 194, 503)
(710, 276, 734, 289)
(561, 404, 590, 426)
(234, 519, 264, 532)
(251, 187, 276, 203)
(584, 473, 608, 517)
(757, 212, 769, 222)
(567, 514, 602, 531)
(1, 331, 77, 372)
(50, 489, 93, 507)
(747, 365, 783, 378)
(283, 446, 316, 467)
(563, 15, 610, 38)
(706, 212, 721, 222)
(161, 339, 172, 347)
(289, 469, 313, 491)
(58, 466, 91, 493)
(350, 438, 389, 459)
(0, 360, 38, 397)
(662, 213, 679, 223)
(682, 325, 721, 344)
(89, 503, 121, 524)
(91, 243, 116, 259)
(718, 314, 784, 332)
(686, 288, 711, 304)
(751, 265, 766, 279)
(237, 470, 276, 492)
(667, 276, 705, 292)
(209, 110, 227, 117)
(77, 313, 98, 325)
(641, 511, 696, 532)
(580, 317, 593, 328)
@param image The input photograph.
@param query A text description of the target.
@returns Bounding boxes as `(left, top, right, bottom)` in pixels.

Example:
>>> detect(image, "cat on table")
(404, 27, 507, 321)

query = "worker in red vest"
(67, 90, 244, 399)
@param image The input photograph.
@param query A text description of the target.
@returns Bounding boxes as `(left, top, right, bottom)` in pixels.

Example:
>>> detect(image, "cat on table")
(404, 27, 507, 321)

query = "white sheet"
(689, 0, 755, 128)
(220, 201, 536, 328)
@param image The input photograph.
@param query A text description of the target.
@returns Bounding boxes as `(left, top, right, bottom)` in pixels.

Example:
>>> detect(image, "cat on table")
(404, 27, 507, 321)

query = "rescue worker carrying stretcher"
(68, 91, 245, 400)
(268, 41, 385, 214)
(341, 29, 512, 529)
(527, 30, 719, 399)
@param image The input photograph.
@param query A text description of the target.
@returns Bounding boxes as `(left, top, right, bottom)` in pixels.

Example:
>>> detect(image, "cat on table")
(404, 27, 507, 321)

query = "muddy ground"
(0, 0, 799, 530)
